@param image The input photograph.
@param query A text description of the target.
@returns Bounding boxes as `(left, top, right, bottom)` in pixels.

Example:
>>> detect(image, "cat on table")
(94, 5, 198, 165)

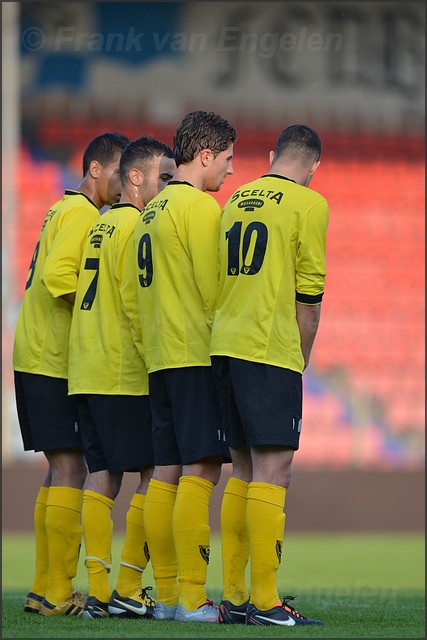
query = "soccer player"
(67, 136, 176, 619)
(211, 124, 329, 626)
(133, 111, 236, 622)
(13, 132, 129, 616)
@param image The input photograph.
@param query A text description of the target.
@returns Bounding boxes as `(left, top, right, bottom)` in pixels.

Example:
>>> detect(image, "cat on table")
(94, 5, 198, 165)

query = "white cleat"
(153, 601, 177, 620)
(175, 599, 219, 622)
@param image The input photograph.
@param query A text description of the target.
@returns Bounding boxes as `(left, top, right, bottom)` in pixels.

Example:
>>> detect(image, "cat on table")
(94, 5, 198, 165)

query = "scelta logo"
(238, 198, 264, 211)
(90, 233, 103, 248)
(143, 210, 156, 224)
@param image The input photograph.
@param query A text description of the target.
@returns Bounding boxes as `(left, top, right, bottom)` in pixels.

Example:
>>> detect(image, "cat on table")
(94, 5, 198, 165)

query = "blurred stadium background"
(2, 2, 424, 532)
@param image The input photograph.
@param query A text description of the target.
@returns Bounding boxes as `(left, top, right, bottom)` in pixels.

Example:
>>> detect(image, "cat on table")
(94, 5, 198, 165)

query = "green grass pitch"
(2, 532, 425, 638)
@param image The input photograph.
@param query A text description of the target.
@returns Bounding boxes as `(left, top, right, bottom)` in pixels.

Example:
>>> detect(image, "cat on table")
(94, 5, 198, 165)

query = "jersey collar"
(167, 180, 195, 188)
(64, 189, 99, 209)
(110, 202, 141, 212)
(261, 174, 296, 184)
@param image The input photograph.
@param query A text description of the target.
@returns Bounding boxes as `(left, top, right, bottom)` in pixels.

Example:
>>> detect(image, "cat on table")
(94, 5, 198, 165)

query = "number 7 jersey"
(68, 203, 148, 395)
(211, 174, 329, 374)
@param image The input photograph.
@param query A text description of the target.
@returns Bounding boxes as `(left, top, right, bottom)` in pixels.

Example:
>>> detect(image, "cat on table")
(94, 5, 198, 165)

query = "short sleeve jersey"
(13, 190, 100, 378)
(68, 203, 147, 395)
(133, 181, 221, 373)
(210, 174, 329, 373)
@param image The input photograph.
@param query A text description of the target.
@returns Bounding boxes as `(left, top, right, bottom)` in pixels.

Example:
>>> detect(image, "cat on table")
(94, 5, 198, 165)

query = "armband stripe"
(296, 291, 323, 304)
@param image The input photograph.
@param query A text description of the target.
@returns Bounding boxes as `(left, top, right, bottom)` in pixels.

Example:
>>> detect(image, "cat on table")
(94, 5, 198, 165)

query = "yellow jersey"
(211, 174, 329, 373)
(133, 181, 221, 373)
(68, 203, 147, 395)
(13, 190, 100, 378)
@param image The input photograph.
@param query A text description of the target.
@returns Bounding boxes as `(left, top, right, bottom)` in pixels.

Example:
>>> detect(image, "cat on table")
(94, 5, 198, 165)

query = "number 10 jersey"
(211, 174, 329, 374)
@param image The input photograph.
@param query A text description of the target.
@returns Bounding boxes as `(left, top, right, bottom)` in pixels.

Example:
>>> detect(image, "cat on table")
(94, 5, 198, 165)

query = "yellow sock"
(44, 486, 83, 605)
(173, 476, 214, 610)
(221, 477, 249, 605)
(31, 487, 49, 597)
(144, 479, 178, 605)
(247, 482, 286, 610)
(82, 490, 114, 602)
(115, 493, 149, 597)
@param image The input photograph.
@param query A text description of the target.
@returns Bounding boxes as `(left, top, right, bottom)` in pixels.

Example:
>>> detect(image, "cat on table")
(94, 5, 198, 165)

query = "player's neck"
(173, 166, 205, 191)
(119, 185, 144, 211)
(268, 162, 307, 186)
(77, 179, 103, 209)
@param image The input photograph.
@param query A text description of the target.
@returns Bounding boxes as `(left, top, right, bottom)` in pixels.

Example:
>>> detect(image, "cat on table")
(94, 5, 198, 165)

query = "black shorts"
(212, 356, 302, 450)
(75, 394, 154, 474)
(14, 370, 82, 452)
(148, 366, 230, 465)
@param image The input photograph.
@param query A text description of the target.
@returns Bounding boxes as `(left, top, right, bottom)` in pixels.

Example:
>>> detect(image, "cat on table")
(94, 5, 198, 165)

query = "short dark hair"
(82, 132, 129, 176)
(119, 136, 174, 184)
(173, 111, 237, 166)
(274, 124, 321, 164)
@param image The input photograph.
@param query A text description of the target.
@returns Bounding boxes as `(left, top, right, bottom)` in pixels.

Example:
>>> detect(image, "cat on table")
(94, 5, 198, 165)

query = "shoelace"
(281, 595, 306, 620)
(203, 599, 215, 608)
(140, 586, 156, 607)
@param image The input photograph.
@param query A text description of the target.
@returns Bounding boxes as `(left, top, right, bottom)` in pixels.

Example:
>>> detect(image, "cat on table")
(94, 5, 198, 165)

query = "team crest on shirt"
(199, 545, 210, 564)
(276, 540, 282, 563)
(90, 233, 103, 248)
(238, 198, 265, 212)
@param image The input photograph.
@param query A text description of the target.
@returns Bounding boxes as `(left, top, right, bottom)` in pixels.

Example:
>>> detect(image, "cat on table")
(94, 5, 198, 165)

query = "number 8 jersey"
(13, 190, 100, 378)
(211, 174, 329, 374)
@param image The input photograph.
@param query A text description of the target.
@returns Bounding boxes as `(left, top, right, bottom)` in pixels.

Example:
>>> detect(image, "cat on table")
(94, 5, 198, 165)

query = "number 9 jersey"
(133, 181, 221, 374)
(211, 174, 329, 374)
(13, 190, 100, 378)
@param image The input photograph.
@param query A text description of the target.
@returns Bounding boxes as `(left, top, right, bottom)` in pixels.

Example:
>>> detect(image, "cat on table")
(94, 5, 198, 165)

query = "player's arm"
(296, 302, 321, 371)
(40, 206, 99, 300)
(62, 292, 76, 305)
(295, 198, 329, 370)
(187, 198, 221, 327)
